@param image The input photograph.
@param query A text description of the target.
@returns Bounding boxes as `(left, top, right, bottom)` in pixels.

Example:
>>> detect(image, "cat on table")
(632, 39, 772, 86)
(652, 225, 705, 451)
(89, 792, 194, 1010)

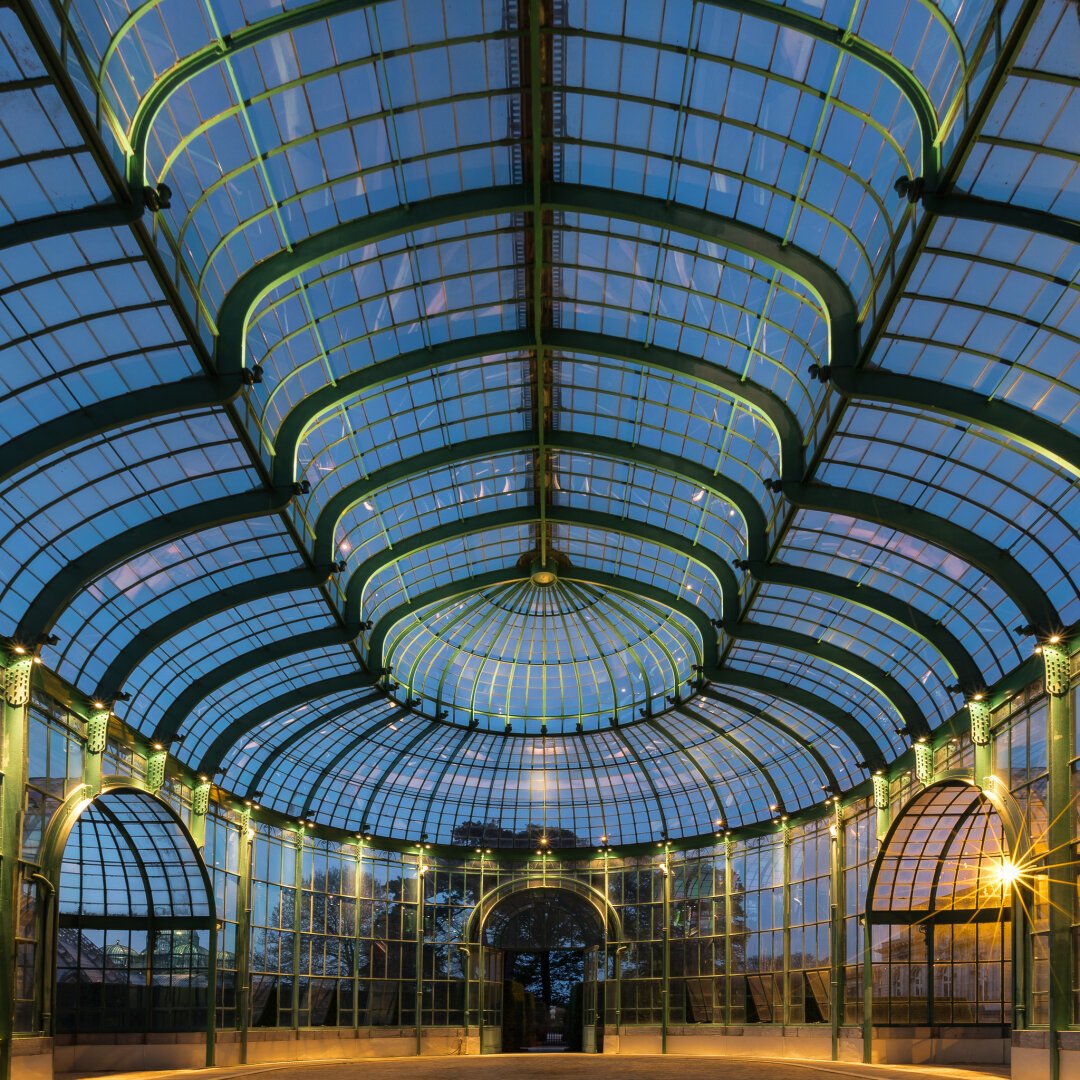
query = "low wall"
(603, 1026, 834, 1059)
(51, 1029, 475, 1076)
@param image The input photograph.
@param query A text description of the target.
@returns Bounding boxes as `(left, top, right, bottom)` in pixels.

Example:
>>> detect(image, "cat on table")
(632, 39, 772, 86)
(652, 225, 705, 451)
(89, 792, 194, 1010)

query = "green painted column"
(353, 843, 364, 1034)
(829, 802, 844, 1061)
(781, 824, 791, 1027)
(415, 854, 425, 1056)
(291, 827, 304, 1033)
(660, 851, 670, 1053)
(235, 808, 254, 1064)
(0, 656, 31, 1080)
(723, 838, 733, 1028)
(1043, 643, 1074, 1080)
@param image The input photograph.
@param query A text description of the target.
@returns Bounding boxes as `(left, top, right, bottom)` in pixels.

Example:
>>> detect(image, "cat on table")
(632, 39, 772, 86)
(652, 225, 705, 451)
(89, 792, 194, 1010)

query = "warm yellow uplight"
(991, 858, 1023, 888)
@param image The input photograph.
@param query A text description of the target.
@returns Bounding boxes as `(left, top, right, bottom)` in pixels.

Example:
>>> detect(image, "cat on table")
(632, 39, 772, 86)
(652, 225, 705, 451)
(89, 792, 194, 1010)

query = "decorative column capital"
(85, 709, 110, 754)
(192, 778, 212, 817)
(1043, 642, 1070, 697)
(2, 656, 33, 707)
(914, 741, 934, 784)
(146, 748, 167, 792)
(872, 773, 889, 811)
(967, 699, 992, 745)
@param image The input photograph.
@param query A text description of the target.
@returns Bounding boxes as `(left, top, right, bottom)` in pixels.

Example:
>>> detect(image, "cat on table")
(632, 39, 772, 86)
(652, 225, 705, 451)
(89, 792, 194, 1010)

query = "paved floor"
(70, 1055, 1010, 1080)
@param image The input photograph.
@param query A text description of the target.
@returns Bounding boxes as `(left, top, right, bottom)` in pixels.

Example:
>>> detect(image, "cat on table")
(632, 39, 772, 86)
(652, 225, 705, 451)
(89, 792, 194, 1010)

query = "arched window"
(868, 783, 1013, 1027)
(54, 790, 215, 1035)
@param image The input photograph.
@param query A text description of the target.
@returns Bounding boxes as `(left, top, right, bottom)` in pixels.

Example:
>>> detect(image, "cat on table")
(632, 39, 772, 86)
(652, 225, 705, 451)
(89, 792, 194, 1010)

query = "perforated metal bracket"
(192, 779, 211, 817)
(85, 710, 110, 755)
(968, 700, 992, 745)
(239, 807, 252, 835)
(872, 774, 889, 810)
(290, 826, 306, 851)
(1043, 643, 1070, 697)
(829, 799, 843, 840)
(146, 748, 167, 792)
(914, 742, 934, 784)
(2, 657, 32, 706)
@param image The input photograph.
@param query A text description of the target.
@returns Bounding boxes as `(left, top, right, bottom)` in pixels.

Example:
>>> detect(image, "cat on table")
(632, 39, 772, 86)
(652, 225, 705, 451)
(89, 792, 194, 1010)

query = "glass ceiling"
(1, 0, 1077, 849)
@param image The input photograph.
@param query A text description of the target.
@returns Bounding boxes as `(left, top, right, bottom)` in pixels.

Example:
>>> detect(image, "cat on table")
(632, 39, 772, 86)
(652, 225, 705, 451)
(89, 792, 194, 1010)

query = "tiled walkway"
(65, 1054, 1010, 1080)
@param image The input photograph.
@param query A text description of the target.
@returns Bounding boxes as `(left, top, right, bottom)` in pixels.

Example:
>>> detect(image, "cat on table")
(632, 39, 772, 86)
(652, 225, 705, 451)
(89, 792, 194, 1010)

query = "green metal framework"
(0, 0, 1075, 855)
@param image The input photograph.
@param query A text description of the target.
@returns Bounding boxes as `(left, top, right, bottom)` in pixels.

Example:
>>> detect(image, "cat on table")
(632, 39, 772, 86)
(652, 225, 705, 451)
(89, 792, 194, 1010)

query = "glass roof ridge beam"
(779, 481, 1061, 635)
(197, 679, 384, 784)
(720, 619, 930, 740)
(343, 507, 738, 645)
(12, 487, 295, 649)
(0, 374, 248, 488)
(826, 360, 1080, 481)
(149, 627, 367, 748)
(742, 560, 983, 694)
(95, 565, 335, 702)
(708, 671, 886, 771)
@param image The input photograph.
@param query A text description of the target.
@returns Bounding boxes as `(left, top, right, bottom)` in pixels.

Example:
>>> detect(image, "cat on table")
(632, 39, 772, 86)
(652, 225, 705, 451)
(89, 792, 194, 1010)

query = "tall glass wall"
(2, 653, 1076, 1048)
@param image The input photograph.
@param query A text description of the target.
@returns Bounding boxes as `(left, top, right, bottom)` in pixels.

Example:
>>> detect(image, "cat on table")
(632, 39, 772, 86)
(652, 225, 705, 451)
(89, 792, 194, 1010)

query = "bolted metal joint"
(893, 175, 924, 203)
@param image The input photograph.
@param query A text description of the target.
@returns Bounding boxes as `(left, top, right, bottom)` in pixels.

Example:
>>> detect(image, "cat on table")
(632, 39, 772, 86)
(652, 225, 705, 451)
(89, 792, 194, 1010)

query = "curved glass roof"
(383, 571, 702, 733)
(1, 0, 1076, 849)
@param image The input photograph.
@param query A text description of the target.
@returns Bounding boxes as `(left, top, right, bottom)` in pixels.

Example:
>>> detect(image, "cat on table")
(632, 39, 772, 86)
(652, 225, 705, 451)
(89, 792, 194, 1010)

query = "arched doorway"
(866, 781, 1019, 1063)
(49, 789, 216, 1052)
(468, 881, 614, 1055)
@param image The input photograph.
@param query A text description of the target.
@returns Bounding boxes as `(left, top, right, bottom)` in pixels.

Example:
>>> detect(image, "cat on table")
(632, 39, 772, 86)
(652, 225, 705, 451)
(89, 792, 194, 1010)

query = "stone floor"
(68, 1055, 1010, 1080)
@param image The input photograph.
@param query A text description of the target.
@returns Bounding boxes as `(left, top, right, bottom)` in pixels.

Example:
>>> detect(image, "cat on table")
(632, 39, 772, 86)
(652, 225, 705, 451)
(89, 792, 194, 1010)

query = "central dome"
(383, 576, 702, 734)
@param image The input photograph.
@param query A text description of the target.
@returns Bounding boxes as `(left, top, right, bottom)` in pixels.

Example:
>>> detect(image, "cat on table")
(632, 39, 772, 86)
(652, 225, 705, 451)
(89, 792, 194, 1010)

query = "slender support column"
(477, 858, 485, 1053)
(1044, 643, 1075, 1080)
(782, 824, 792, 1027)
(861, 911, 872, 1064)
(353, 843, 364, 1034)
(291, 828, 304, 1033)
(82, 708, 110, 795)
(660, 851, 670, 1053)
(829, 802, 844, 1061)
(205, 915, 218, 1067)
(723, 838, 733, 1028)
(1, 656, 31, 1080)
(415, 854, 425, 1056)
(235, 809, 254, 1064)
